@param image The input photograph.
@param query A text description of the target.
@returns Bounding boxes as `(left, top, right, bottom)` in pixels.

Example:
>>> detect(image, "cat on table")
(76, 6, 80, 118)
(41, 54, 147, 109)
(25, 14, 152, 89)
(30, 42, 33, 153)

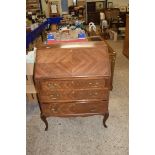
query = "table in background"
(26, 17, 63, 49)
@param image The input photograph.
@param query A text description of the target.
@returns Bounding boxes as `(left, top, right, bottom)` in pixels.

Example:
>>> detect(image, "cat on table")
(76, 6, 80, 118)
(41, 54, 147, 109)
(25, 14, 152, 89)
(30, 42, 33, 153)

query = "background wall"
(108, 0, 129, 8)
(68, 0, 73, 6)
(41, 0, 129, 17)
(41, 0, 49, 17)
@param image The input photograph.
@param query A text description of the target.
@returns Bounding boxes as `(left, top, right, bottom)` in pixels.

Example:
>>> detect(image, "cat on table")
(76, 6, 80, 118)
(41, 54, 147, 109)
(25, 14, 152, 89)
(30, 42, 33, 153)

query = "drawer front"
(40, 78, 110, 93)
(41, 101, 108, 116)
(39, 90, 73, 102)
(40, 80, 72, 91)
(39, 89, 109, 102)
(74, 89, 109, 100)
(73, 79, 109, 89)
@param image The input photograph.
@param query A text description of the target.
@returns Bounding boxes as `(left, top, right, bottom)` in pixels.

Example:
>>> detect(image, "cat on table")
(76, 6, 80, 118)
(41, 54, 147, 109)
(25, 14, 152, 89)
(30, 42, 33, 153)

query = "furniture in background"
(68, 5, 85, 19)
(26, 60, 38, 104)
(123, 14, 129, 58)
(103, 8, 129, 39)
(26, 20, 48, 49)
(26, 0, 41, 13)
(86, 0, 107, 24)
(48, 1, 60, 17)
(104, 8, 120, 32)
(34, 42, 111, 131)
(26, 17, 63, 49)
(119, 11, 127, 27)
(118, 11, 128, 37)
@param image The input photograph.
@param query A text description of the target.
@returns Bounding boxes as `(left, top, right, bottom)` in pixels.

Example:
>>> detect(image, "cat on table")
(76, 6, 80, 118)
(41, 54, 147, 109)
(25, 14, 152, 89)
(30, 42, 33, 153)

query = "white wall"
(68, 0, 73, 6)
(41, 0, 49, 17)
(108, 0, 129, 8)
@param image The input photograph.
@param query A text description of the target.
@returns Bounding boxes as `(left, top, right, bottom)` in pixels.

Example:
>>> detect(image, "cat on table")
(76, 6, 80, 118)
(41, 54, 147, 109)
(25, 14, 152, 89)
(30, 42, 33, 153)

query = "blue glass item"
(47, 33, 55, 40)
(78, 32, 86, 39)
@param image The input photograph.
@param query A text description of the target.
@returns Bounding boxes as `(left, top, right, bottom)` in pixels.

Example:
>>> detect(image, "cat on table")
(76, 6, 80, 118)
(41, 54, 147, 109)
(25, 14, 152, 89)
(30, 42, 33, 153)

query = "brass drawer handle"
(90, 108, 96, 112)
(94, 92, 98, 95)
(50, 93, 59, 99)
(48, 83, 58, 87)
(50, 97, 57, 100)
(88, 82, 99, 87)
(89, 92, 98, 96)
(51, 107, 57, 113)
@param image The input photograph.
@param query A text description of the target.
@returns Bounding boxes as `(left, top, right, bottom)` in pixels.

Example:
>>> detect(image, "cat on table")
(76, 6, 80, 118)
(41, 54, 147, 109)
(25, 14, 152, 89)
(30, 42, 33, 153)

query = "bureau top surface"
(34, 42, 111, 79)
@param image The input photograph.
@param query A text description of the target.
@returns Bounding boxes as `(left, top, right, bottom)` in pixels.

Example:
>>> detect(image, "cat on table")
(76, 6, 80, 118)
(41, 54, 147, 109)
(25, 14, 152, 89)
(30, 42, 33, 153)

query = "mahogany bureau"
(34, 42, 111, 131)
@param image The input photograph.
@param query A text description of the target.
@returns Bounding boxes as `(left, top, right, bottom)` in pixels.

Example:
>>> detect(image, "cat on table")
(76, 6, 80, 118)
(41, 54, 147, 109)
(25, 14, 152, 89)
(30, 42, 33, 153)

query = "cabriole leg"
(40, 114, 48, 131)
(103, 112, 109, 128)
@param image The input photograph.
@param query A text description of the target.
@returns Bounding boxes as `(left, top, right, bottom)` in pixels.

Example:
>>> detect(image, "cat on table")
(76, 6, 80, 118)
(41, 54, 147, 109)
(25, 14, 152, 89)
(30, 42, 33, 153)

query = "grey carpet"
(26, 39, 129, 155)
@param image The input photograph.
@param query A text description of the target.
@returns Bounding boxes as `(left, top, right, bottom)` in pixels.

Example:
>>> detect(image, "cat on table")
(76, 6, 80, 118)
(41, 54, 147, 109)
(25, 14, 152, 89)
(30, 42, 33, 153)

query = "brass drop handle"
(51, 107, 57, 113)
(89, 82, 99, 87)
(50, 93, 59, 99)
(48, 83, 58, 87)
(95, 82, 99, 85)
(94, 92, 98, 95)
(90, 108, 96, 112)
(89, 92, 98, 96)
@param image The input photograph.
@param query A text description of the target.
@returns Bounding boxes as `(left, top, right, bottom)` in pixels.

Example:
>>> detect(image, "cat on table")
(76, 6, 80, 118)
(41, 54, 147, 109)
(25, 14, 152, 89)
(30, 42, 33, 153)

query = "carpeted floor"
(26, 39, 129, 155)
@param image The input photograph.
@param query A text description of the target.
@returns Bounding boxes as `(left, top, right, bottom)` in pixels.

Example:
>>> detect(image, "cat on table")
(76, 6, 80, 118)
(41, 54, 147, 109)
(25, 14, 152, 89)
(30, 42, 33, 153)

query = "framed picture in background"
(96, 1, 106, 11)
(108, 2, 113, 8)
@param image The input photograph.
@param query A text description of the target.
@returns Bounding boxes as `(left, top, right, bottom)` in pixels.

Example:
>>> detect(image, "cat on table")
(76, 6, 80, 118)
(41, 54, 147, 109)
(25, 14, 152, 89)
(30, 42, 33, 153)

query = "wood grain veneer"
(34, 42, 111, 130)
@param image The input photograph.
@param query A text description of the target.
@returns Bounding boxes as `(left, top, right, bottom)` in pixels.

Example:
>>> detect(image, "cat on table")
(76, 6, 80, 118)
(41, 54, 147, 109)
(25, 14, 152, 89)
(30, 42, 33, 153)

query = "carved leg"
(40, 114, 48, 131)
(103, 112, 109, 128)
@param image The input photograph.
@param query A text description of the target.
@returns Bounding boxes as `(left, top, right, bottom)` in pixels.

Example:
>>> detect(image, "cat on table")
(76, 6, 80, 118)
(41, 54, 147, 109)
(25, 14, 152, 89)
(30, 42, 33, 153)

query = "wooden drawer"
(41, 101, 108, 116)
(40, 80, 72, 91)
(74, 89, 109, 100)
(40, 78, 109, 92)
(39, 90, 73, 102)
(39, 89, 109, 102)
(73, 79, 109, 89)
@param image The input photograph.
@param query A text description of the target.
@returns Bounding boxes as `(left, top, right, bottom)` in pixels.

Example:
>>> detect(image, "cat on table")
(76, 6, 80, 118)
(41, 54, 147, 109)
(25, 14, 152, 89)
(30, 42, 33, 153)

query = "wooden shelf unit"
(26, 0, 41, 13)
(86, 0, 107, 24)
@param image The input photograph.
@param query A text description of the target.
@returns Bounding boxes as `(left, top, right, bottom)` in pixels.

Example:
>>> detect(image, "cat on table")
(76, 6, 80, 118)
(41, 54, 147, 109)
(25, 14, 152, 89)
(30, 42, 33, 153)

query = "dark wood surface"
(34, 42, 111, 130)
(86, 1, 107, 24)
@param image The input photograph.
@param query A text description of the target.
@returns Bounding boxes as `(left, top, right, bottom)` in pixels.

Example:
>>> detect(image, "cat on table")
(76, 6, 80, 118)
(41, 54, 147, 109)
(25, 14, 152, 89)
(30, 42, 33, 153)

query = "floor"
(26, 39, 129, 155)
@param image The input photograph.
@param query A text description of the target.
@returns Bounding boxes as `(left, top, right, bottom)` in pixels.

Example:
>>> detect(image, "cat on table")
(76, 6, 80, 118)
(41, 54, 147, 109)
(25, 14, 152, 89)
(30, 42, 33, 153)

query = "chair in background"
(104, 8, 120, 32)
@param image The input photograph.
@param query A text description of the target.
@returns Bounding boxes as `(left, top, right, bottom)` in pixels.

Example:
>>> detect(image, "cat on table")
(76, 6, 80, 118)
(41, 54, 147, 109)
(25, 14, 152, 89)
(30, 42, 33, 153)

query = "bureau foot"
(40, 114, 48, 131)
(103, 112, 109, 128)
